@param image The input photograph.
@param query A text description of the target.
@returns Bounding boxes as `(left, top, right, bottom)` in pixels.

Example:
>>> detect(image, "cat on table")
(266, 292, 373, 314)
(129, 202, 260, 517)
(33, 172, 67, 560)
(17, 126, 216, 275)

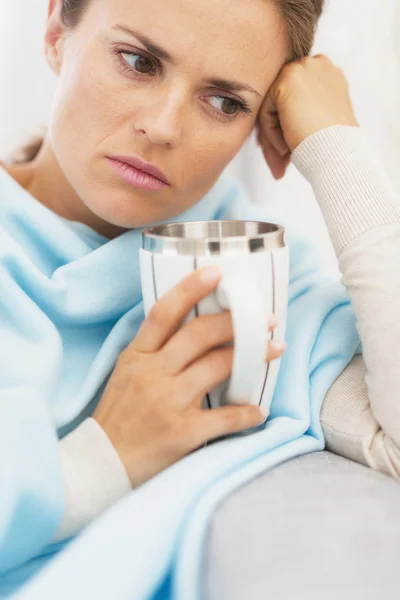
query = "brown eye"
(221, 98, 239, 115)
(121, 52, 156, 75)
(209, 95, 242, 117)
(135, 56, 154, 74)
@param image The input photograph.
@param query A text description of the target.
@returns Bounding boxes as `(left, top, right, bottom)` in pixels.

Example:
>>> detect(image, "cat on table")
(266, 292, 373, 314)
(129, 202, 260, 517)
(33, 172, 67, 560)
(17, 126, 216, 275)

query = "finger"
(258, 88, 279, 128)
(193, 404, 268, 445)
(179, 346, 234, 404)
(267, 126, 291, 158)
(180, 323, 283, 406)
(313, 53, 332, 65)
(163, 311, 280, 374)
(278, 153, 292, 179)
(133, 266, 222, 353)
(184, 337, 286, 403)
(161, 311, 234, 374)
(267, 313, 279, 331)
(266, 339, 287, 362)
(257, 133, 290, 180)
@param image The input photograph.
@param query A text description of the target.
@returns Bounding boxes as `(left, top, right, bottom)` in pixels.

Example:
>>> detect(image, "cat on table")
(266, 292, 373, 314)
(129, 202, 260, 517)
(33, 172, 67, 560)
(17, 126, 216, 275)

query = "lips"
(108, 154, 169, 185)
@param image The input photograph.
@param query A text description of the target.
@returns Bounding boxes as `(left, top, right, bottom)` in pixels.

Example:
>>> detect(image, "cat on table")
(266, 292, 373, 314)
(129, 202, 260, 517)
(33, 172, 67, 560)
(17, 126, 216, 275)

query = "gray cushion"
(205, 451, 400, 599)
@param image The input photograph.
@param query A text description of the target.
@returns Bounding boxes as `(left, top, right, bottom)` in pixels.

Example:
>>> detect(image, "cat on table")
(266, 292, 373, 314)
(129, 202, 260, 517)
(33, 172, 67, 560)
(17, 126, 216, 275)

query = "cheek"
(169, 126, 250, 218)
(183, 126, 251, 189)
(49, 57, 117, 159)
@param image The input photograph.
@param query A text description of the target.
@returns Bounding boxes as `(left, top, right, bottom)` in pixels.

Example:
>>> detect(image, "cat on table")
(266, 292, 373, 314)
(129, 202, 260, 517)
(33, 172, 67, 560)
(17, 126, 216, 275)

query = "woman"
(1, 0, 400, 595)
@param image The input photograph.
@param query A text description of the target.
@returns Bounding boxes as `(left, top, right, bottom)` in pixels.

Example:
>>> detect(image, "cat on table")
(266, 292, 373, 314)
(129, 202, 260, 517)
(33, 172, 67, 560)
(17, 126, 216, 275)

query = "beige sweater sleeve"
(292, 125, 400, 479)
(53, 418, 132, 542)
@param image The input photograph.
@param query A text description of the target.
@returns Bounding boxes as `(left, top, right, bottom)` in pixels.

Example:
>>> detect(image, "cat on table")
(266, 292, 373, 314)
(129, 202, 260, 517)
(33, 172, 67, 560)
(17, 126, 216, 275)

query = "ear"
(44, 0, 66, 75)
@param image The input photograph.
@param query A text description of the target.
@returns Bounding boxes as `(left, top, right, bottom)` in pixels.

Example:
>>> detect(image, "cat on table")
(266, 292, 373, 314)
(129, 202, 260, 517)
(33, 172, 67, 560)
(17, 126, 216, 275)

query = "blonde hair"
(12, 0, 324, 164)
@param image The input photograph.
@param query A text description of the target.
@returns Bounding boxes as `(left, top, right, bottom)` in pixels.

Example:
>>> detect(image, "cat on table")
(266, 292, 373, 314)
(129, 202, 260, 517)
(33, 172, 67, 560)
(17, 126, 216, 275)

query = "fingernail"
(271, 340, 287, 352)
(259, 406, 269, 419)
(277, 146, 291, 158)
(200, 266, 222, 283)
(269, 314, 279, 328)
(269, 134, 290, 157)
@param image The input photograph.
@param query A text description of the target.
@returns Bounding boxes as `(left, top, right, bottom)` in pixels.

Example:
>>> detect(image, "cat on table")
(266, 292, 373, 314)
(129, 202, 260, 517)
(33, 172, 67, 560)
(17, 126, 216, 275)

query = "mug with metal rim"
(140, 219, 289, 439)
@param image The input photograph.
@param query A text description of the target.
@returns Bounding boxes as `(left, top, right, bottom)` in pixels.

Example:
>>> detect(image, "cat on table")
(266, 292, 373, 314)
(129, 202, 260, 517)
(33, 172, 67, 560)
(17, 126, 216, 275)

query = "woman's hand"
(256, 54, 359, 179)
(93, 267, 286, 488)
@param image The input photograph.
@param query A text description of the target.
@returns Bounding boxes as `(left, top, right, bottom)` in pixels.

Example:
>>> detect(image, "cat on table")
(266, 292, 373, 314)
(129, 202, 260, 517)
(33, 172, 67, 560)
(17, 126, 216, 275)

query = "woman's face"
(47, 0, 287, 232)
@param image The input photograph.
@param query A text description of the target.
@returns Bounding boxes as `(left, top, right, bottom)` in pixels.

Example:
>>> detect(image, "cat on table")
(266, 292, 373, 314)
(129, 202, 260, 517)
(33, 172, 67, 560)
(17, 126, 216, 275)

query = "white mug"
(139, 220, 289, 416)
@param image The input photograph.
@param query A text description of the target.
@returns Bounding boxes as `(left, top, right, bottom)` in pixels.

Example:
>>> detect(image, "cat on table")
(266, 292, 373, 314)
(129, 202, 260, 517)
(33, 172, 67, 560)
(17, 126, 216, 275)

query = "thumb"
(198, 403, 268, 442)
(257, 89, 290, 158)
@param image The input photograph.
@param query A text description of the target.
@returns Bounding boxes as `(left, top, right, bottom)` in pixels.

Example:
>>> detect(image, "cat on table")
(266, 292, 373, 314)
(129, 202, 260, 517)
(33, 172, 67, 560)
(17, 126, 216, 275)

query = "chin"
(83, 192, 159, 231)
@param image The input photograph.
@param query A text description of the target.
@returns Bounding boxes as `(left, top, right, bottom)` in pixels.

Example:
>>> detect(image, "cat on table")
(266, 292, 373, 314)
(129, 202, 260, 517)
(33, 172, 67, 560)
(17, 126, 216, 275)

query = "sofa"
(205, 451, 400, 599)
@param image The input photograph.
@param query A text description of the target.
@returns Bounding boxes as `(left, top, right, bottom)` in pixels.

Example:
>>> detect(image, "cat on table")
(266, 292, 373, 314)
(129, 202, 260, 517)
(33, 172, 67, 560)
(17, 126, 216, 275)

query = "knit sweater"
(6, 125, 400, 541)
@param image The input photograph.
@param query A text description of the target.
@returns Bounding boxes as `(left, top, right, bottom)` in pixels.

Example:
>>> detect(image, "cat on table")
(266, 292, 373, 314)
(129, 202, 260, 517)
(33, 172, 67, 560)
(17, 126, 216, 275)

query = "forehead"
(92, 0, 287, 92)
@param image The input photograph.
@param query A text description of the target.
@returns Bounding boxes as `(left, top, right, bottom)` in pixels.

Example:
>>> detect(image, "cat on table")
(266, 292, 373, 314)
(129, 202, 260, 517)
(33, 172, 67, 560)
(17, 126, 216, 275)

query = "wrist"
(291, 125, 400, 256)
(289, 117, 359, 153)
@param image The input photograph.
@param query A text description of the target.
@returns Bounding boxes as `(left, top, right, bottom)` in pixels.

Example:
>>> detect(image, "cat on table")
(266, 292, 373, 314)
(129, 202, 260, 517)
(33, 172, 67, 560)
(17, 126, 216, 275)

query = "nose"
(133, 85, 186, 146)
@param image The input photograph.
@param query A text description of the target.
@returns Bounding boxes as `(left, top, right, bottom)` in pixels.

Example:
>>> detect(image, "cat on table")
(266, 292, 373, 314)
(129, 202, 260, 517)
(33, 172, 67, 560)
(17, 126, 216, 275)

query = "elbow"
(323, 421, 400, 481)
(362, 429, 400, 481)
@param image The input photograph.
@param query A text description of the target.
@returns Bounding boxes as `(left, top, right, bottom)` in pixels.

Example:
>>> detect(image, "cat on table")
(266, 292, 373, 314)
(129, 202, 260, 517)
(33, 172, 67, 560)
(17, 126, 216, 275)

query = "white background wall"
(1, 0, 400, 276)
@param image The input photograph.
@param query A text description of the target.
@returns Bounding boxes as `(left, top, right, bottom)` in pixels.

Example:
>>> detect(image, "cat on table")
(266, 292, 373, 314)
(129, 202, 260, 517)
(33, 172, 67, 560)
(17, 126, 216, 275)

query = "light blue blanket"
(0, 165, 361, 599)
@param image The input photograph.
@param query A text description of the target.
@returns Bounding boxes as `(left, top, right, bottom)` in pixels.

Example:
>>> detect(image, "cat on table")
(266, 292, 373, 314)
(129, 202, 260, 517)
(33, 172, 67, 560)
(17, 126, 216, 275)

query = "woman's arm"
(292, 125, 400, 478)
(256, 53, 400, 478)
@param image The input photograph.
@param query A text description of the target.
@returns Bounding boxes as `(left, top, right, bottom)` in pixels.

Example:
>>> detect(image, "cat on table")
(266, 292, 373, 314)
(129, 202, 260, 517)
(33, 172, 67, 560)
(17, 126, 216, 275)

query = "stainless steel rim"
(142, 220, 285, 255)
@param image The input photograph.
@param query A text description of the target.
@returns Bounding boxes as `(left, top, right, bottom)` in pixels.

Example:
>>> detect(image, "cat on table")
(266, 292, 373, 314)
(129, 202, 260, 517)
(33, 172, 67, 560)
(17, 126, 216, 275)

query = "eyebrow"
(112, 24, 262, 99)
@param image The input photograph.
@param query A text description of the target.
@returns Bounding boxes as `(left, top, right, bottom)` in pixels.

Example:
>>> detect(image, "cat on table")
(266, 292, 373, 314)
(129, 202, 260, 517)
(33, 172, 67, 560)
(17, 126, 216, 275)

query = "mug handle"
(215, 274, 268, 406)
